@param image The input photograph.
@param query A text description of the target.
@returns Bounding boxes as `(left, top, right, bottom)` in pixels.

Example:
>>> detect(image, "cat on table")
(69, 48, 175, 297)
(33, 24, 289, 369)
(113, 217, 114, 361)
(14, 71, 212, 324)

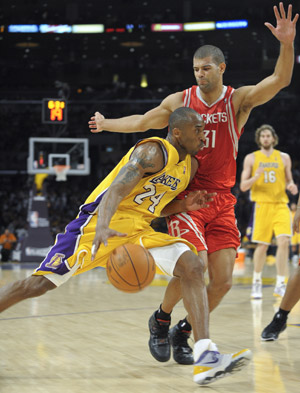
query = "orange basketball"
(106, 243, 156, 293)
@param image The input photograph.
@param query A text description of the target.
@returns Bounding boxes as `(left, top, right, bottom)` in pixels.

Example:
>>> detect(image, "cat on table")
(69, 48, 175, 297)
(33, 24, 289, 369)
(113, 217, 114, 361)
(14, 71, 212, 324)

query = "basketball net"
(53, 165, 70, 181)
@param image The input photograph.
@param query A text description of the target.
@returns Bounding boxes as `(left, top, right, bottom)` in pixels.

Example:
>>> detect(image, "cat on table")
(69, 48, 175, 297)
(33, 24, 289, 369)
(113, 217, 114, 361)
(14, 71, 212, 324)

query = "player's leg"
(0, 276, 56, 313)
(251, 243, 268, 299)
(206, 248, 236, 311)
(272, 205, 293, 297)
(173, 248, 252, 385)
(251, 203, 274, 299)
(261, 265, 300, 341)
(164, 251, 208, 364)
(148, 212, 208, 364)
(0, 214, 90, 313)
(274, 235, 290, 297)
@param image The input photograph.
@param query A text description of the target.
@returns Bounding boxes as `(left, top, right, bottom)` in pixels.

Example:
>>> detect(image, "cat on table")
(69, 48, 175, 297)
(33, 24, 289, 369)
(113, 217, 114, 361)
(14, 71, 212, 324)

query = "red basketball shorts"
(168, 192, 241, 253)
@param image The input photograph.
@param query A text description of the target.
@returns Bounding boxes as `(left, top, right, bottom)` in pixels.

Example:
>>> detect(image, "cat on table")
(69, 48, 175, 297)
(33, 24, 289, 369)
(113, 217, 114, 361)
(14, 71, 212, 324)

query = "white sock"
(253, 271, 262, 283)
(194, 339, 219, 363)
(276, 275, 285, 286)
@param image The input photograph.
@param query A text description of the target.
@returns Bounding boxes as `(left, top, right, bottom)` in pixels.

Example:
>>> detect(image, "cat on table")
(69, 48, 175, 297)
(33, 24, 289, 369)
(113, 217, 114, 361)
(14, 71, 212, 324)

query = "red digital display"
(42, 99, 67, 124)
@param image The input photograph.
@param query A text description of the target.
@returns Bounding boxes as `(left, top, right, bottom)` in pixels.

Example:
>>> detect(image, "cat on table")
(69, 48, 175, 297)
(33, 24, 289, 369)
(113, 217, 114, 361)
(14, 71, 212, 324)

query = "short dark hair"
(169, 107, 202, 132)
(255, 124, 279, 147)
(193, 45, 225, 65)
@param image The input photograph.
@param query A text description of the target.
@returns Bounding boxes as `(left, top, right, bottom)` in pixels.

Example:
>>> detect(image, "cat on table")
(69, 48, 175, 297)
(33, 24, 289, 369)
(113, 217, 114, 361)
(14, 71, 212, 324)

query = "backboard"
(27, 137, 90, 176)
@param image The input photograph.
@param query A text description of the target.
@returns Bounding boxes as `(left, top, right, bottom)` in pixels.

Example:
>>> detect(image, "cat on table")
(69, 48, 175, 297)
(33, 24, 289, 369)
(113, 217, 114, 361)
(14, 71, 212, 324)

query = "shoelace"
(173, 329, 190, 347)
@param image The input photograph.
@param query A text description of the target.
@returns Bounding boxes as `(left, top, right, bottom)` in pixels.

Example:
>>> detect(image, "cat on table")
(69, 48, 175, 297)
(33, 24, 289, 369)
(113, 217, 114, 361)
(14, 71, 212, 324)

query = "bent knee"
(175, 251, 205, 278)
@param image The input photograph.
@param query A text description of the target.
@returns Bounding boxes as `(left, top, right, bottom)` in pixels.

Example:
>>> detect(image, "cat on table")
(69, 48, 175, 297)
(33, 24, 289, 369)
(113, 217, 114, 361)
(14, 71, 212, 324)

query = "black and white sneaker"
(261, 312, 287, 341)
(148, 312, 171, 362)
(169, 323, 194, 365)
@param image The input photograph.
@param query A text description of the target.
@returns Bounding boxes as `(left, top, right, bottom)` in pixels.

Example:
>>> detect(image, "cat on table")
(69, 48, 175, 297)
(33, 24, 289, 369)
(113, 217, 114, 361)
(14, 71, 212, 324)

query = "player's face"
(193, 56, 223, 92)
(259, 130, 275, 149)
(181, 118, 206, 156)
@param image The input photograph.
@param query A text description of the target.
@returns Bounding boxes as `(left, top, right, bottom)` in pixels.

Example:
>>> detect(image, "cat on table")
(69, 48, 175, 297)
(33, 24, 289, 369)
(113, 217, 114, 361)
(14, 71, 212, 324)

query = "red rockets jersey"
(181, 85, 243, 193)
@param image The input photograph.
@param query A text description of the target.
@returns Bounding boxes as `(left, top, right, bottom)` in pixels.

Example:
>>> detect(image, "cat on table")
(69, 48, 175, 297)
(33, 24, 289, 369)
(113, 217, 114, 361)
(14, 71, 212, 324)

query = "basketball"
(106, 243, 156, 293)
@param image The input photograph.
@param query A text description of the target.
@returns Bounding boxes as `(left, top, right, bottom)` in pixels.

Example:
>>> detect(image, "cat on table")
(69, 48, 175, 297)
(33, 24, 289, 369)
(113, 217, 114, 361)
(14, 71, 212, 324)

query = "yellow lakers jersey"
(81, 137, 192, 226)
(250, 149, 288, 203)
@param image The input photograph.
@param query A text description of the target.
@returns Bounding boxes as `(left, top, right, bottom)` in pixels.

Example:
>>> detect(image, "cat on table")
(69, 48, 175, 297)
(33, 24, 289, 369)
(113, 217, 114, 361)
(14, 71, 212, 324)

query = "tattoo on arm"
(117, 163, 142, 185)
(136, 151, 156, 169)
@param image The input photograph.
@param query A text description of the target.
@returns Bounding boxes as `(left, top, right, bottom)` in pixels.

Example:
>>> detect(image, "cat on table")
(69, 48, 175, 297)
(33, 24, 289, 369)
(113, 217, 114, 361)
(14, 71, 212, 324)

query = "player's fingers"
(207, 192, 217, 198)
(91, 242, 100, 261)
(292, 13, 299, 24)
(287, 4, 292, 20)
(273, 5, 281, 20)
(264, 22, 275, 34)
(279, 2, 286, 19)
(114, 231, 127, 237)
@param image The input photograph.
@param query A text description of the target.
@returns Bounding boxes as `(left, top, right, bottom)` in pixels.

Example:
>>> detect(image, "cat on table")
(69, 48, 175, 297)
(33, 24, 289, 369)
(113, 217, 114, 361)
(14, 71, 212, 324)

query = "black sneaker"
(261, 312, 287, 341)
(169, 323, 193, 365)
(148, 312, 171, 362)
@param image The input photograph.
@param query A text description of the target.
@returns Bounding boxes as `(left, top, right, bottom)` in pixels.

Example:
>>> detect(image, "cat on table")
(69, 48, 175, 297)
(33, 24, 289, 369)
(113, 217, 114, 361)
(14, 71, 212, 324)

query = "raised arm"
(91, 142, 165, 259)
(240, 153, 263, 192)
(89, 91, 183, 133)
(234, 3, 299, 130)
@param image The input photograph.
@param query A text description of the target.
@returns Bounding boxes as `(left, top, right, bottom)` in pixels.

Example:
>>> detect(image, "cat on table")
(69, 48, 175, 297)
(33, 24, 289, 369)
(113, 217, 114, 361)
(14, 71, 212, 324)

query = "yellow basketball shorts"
(33, 213, 197, 286)
(291, 231, 300, 246)
(251, 202, 292, 244)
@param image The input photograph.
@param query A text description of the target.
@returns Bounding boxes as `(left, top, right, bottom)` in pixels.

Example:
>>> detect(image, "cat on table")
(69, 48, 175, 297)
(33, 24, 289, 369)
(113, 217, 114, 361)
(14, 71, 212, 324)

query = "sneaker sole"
(261, 336, 278, 342)
(194, 349, 252, 385)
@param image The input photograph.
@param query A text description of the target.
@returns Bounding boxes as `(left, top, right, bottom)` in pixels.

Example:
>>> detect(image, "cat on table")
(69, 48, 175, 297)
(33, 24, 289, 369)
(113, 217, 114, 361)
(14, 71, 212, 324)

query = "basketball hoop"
(53, 165, 70, 181)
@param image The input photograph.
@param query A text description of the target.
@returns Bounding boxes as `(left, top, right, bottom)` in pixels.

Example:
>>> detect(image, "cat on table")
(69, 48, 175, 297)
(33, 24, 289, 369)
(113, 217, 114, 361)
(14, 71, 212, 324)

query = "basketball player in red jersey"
(89, 3, 298, 365)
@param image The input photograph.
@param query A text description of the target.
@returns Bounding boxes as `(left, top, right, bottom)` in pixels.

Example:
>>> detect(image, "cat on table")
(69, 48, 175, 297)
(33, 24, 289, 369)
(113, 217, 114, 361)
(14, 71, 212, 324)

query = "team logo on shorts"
(45, 253, 65, 269)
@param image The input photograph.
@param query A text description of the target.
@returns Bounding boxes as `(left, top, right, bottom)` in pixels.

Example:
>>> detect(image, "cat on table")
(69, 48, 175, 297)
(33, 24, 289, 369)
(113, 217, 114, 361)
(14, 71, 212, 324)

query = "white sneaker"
(193, 348, 252, 385)
(251, 281, 262, 299)
(292, 255, 299, 268)
(273, 283, 286, 297)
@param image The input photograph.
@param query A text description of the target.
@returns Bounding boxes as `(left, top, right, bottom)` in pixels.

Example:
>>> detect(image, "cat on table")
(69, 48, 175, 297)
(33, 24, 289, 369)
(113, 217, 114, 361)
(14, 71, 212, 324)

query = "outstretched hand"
(88, 111, 105, 133)
(265, 3, 299, 44)
(184, 190, 217, 211)
(91, 226, 127, 261)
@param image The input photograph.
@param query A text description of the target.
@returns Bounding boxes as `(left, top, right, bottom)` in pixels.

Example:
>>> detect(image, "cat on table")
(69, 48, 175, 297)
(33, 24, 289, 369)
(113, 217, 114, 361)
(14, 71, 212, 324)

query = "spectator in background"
(0, 229, 17, 262)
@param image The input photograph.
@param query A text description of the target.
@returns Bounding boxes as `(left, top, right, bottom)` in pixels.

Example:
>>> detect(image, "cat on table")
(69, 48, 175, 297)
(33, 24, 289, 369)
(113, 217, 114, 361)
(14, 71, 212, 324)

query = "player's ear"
(219, 62, 226, 74)
(172, 127, 181, 138)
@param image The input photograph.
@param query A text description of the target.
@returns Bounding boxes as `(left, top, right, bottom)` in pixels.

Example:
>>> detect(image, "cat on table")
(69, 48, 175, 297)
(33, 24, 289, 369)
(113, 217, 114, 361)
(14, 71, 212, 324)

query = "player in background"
(240, 124, 298, 299)
(261, 194, 300, 341)
(0, 108, 252, 385)
(89, 3, 298, 365)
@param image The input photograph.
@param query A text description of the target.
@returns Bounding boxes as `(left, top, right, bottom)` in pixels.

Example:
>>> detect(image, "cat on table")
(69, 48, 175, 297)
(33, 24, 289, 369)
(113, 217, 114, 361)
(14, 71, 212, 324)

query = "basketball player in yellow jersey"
(240, 124, 298, 299)
(0, 107, 252, 385)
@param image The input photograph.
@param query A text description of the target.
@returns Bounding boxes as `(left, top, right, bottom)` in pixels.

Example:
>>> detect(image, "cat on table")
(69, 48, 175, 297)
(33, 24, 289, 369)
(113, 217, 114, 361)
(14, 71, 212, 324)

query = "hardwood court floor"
(0, 262, 299, 393)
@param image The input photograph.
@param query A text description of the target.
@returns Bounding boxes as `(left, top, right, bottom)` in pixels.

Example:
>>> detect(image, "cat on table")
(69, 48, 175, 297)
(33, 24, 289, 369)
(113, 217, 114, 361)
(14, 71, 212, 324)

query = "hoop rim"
(53, 164, 70, 181)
